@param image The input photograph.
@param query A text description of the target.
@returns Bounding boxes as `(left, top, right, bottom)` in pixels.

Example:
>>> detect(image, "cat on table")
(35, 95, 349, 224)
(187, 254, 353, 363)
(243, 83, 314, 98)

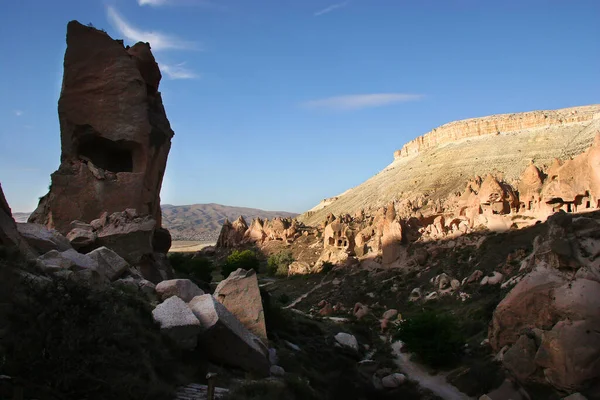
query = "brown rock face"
(29, 21, 174, 236)
(213, 268, 267, 344)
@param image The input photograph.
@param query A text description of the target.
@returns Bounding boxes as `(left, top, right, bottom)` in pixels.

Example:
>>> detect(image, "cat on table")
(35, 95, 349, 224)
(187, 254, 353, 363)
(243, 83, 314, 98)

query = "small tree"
(267, 251, 294, 276)
(396, 311, 465, 368)
(168, 253, 213, 283)
(221, 250, 260, 278)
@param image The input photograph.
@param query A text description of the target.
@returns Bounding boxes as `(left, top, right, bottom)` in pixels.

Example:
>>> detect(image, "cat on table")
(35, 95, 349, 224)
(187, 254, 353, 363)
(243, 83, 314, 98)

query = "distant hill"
(11, 205, 297, 242)
(12, 213, 31, 223)
(162, 203, 298, 242)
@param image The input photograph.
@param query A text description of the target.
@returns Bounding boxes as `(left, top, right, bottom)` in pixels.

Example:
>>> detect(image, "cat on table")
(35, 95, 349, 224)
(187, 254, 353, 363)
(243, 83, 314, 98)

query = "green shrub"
(320, 261, 334, 274)
(221, 250, 260, 278)
(169, 253, 214, 283)
(396, 311, 465, 368)
(225, 374, 318, 400)
(267, 251, 294, 276)
(0, 260, 182, 400)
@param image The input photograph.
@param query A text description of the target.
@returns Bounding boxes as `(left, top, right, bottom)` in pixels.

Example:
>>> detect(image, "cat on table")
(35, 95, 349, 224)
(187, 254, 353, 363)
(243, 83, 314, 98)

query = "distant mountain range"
(162, 203, 297, 242)
(11, 204, 297, 242)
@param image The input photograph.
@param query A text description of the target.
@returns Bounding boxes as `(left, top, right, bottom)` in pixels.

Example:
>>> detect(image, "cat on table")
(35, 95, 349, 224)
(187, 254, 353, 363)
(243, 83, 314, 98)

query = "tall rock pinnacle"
(29, 21, 174, 235)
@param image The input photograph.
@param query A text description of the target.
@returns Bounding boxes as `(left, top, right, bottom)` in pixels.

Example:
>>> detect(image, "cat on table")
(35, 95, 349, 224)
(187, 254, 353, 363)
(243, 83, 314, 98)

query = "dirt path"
(283, 277, 331, 309)
(391, 341, 473, 400)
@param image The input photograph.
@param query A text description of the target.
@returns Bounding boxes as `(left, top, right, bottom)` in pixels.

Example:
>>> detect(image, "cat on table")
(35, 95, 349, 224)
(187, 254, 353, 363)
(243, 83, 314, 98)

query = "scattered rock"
(334, 332, 358, 351)
(409, 287, 422, 301)
(382, 309, 398, 320)
(381, 373, 406, 388)
(152, 296, 201, 350)
(17, 223, 72, 254)
(66, 222, 96, 250)
(270, 365, 285, 377)
(155, 279, 204, 302)
(86, 246, 130, 281)
(287, 260, 311, 275)
(353, 302, 370, 320)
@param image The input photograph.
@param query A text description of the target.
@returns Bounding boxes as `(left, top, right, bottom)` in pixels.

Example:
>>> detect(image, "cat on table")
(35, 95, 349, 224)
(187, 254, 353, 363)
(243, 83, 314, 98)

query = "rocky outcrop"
(300, 105, 600, 228)
(488, 212, 600, 394)
(216, 217, 248, 248)
(394, 105, 600, 159)
(214, 268, 267, 344)
(28, 21, 174, 242)
(0, 184, 35, 257)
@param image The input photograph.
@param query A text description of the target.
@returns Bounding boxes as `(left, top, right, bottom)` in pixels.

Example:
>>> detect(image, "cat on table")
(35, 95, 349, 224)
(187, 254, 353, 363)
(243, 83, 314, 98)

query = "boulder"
(214, 268, 267, 343)
(38, 249, 98, 272)
(287, 261, 311, 275)
(353, 303, 370, 320)
(189, 294, 269, 376)
(95, 211, 156, 264)
(155, 279, 204, 302)
(152, 296, 201, 350)
(66, 222, 96, 250)
(16, 223, 72, 254)
(270, 365, 285, 377)
(28, 21, 174, 236)
(152, 227, 172, 254)
(381, 373, 406, 388)
(535, 319, 600, 392)
(502, 335, 538, 382)
(382, 309, 398, 320)
(86, 246, 130, 281)
(334, 332, 358, 351)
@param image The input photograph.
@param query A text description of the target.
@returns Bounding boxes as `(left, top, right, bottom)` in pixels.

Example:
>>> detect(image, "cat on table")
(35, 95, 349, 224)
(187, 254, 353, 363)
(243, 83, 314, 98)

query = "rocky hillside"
(162, 203, 297, 241)
(300, 105, 600, 225)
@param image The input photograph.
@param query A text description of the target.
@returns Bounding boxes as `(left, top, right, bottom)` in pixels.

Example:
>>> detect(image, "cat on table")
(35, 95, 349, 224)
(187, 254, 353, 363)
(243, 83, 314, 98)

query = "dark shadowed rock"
(189, 294, 269, 377)
(16, 223, 72, 255)
(0, 183, 35, 257)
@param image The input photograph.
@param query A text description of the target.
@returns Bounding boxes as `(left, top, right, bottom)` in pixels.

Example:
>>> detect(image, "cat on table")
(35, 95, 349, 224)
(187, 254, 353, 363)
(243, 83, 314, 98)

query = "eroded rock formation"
(394, 105, 600, 159)
(29, 21, 174, 241)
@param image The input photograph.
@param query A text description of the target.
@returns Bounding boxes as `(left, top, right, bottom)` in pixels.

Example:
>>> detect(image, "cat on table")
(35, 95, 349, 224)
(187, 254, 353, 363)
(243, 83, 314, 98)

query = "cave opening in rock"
(77, 136, 138, 173)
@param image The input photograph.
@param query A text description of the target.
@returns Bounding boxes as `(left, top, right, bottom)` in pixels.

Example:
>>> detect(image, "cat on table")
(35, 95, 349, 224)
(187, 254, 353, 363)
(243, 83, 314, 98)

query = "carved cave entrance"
(77, 134, 144, 174)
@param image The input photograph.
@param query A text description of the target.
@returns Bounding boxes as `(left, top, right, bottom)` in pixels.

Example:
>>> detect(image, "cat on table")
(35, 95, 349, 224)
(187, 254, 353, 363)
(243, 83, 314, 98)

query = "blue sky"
(1, 0, 599, 213)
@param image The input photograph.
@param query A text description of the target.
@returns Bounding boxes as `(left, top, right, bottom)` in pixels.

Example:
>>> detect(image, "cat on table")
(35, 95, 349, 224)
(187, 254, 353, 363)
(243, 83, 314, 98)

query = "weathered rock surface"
(155, 279, 204, 302)
(152, 296, 200, 350)
(216, 216, 248, 248)
(189, 294, 269, 376)
(213, 268, 267, 343)
(17, 223, 72, 254)
(28, 21, 174, 239)
(86, 246, 130, 281)
(94, 210, 156, 264)
(488, 212, 600, 394)
(38, 249, 98, 272)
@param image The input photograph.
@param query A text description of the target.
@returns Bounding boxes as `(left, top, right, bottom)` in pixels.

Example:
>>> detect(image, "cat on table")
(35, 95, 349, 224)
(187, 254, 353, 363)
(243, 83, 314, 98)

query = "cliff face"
(394, 105, 600, 159)
(29, 21, 174, 234)
(301, 104, 600, 226)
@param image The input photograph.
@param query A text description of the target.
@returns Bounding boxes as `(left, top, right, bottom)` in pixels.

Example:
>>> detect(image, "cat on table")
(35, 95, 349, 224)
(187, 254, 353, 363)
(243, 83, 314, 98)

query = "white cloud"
(314, 2, 348, 16)
(160, 62, 198, 79)
(302, 93, 424, 111)
(106, 6, 198, 51)
(13, 110, 23, 117)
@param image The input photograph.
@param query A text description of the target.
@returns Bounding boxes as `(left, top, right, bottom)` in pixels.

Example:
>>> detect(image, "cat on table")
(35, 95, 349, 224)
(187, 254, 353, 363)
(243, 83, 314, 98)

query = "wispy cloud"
(314, 2, 348, 16)
(138, 0, 215, 7)
(160, 62, 198, 79)
(302, 93, 424, 111)
(13, 110, 23, 117)
(106, 6, 198, 51)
